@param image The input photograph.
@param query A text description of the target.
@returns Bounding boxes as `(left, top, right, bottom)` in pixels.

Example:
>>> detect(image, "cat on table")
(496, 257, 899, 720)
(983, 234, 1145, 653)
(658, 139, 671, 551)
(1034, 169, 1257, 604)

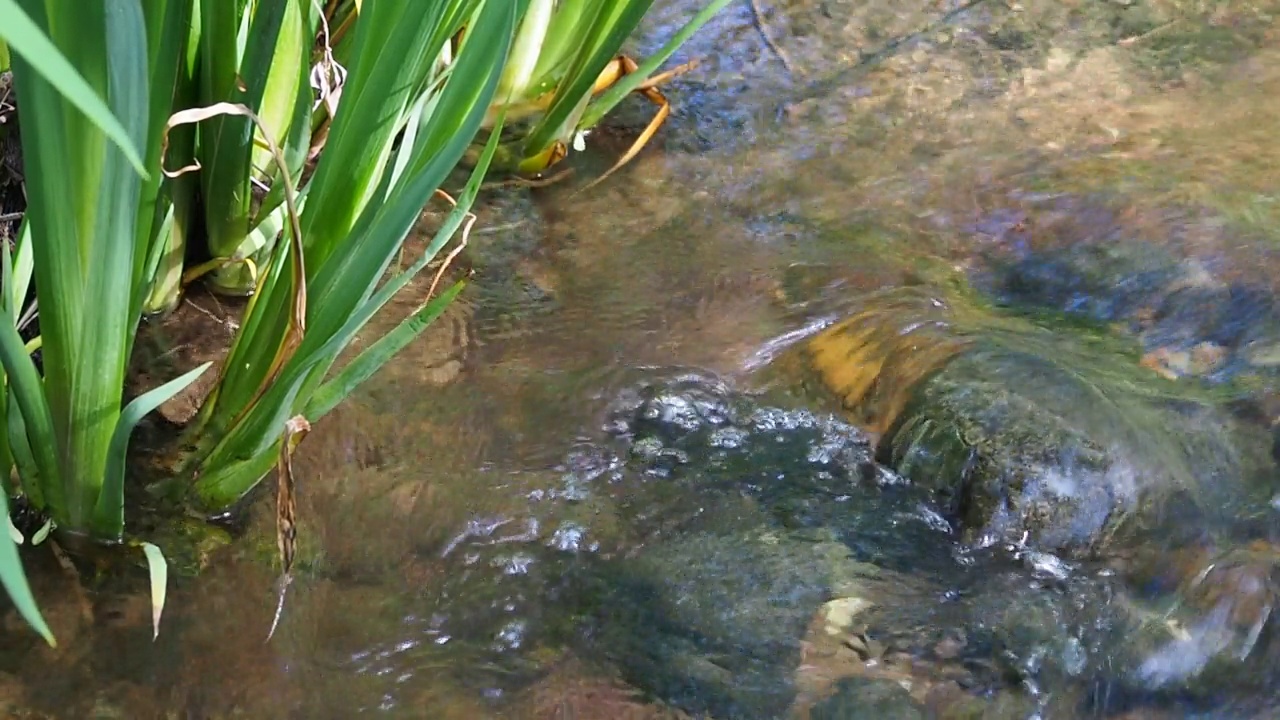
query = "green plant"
(479, 0, 733, 176)
(169, 0, 737, 509)
(175, 0, 515, 509)
(0, 0, 512, 642)
(187, 0, 317, 297)
(0, 0, 208, 644)
(0, 0, 729, 645)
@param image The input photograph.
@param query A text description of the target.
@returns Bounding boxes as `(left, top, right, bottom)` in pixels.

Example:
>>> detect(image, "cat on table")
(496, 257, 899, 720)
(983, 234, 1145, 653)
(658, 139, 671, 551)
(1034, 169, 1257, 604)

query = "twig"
(751, 0, 797, 75)
(473, 219, 528, 236)
(185, 296, 239, 330)
(424, 188, 477, 301)
(479, 167, 576, 191)
(0, 211, 22, 223)
(1117, 19, 1184, 47)
(426, 210, 477, 301)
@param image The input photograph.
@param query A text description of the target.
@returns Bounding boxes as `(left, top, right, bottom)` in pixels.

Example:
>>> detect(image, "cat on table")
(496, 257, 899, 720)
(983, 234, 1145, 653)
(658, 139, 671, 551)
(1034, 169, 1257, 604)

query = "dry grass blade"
(480, 167, 575, 190)
(275, 414, 310, 576)
(266, 413, 311, 641)
(424, 188, 478, 300)
(162, 102, 308, 425)
(576, 56, 697, 195)
(628, 59, 699, 92)
(307, 5, 349, 161)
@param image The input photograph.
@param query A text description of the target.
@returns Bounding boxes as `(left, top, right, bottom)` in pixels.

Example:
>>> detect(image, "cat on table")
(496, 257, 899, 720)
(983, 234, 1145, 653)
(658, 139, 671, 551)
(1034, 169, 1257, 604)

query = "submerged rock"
(576, 530, 881, 720)
(973, 197, 1280, 388)
(563, 371, 954, 718)
(801, 284, 1280, 707)
(417, 351, 1279, 717)
(809, 677, 926, 720)
(805, 286, 1278, 557)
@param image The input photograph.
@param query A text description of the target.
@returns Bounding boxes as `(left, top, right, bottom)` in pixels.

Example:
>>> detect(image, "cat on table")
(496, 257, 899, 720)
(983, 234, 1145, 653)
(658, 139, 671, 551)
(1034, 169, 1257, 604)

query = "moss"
(1129, 24, 1264, 81)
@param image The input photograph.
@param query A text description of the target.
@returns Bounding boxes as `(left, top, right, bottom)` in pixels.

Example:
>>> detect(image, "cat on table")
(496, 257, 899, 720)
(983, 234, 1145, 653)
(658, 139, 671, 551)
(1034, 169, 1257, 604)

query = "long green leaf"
(526, 0, 595, 91)
(10, 0, 151, 534)
(0, 238, 49, 642)
(92, 362, 213, 538)
(304, 281, 465, 420)
(194, 128, 497, 506)
(0, 0, 146, 175)
(6, 392, 39, 509)
(8, 222, 33, 321)
(0, 492, 53, 646)
(72, 0, 151, 530)
(0, 314, 62, 515)
(297, 0, 467, 271)
(522, 0, 652, 155)
(142, 4, 202, 315)
(199, 0, 294, 292)
(133, 0, 194, 320)
(0, 239, 18, 497)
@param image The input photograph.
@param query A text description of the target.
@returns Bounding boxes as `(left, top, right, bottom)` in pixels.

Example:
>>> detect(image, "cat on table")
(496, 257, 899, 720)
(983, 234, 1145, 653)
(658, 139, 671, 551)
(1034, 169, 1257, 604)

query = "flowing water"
(7, 1, 1280, 718)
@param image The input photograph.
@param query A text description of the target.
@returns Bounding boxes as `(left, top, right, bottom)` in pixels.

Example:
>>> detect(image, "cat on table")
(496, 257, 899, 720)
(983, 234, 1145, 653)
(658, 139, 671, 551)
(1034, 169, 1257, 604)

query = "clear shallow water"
(6, 1, 1280, 718)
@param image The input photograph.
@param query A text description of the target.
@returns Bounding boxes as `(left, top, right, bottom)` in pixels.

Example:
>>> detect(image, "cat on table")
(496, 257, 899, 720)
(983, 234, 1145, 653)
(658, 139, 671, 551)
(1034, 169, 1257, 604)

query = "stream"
(6, 1, 1280, 718)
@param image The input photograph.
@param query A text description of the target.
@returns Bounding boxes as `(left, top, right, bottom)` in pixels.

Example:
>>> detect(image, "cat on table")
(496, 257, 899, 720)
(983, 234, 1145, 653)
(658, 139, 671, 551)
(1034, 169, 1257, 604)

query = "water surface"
(5, 1, 1280, 718)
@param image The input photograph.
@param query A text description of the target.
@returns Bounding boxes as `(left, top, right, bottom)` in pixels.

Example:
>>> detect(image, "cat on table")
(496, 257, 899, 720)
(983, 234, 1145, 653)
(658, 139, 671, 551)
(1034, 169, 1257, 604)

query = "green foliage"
(193, 0, 316, 295)
(0, 492, 53, 646)
(485, 0, 734, 172)
(0, 0, 727, 645)
(182, 0, 517, 509)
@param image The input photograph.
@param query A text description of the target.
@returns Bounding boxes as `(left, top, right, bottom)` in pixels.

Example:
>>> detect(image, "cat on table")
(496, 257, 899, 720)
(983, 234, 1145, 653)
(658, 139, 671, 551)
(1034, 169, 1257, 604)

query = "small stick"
(1118, 19, 1183, 47)
(426, 210, 477, 301)
(480, 167, 575, 191)
(751, 0, 797, 75)
(424, 188, 477, 300)
(636, 60, 701, 91)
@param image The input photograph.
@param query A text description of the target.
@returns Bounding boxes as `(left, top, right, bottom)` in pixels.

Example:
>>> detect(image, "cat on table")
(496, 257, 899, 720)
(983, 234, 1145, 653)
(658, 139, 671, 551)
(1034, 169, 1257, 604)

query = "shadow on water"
(7, 0, 1280, 718)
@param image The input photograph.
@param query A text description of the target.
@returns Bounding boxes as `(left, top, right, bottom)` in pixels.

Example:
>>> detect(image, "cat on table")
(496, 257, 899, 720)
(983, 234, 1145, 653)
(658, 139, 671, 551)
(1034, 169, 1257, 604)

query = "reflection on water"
(7, 1, 1280, 718)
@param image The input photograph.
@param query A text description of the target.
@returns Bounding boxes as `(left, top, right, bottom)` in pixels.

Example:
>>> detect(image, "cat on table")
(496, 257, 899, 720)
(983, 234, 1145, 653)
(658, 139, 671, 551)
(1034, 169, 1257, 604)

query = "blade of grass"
(7, 222, 33, 319)
(138, 541, 167, 640)
(297, 0, 469, 272)
(92, 362, 213, 537)
(133, 0, 195, 318)
(5, 393, 39, 509)
(0, 490, 53, 645)
(304, 280, 465, 419)
(0, 314, 63, 517)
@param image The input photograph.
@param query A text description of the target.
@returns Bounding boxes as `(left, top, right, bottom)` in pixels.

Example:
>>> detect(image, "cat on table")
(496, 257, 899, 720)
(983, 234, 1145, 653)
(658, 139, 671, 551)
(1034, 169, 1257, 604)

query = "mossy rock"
(803, 285, 1278, 555)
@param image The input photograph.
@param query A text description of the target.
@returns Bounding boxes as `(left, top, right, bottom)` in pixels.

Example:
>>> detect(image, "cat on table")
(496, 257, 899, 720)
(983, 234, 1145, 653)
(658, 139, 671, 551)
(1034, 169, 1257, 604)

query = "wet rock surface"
(969, 194, 1280, 389)
(377, 353, 1276, 718)
(384, 370, 951, 716)
(798, 281, 1280, 713)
